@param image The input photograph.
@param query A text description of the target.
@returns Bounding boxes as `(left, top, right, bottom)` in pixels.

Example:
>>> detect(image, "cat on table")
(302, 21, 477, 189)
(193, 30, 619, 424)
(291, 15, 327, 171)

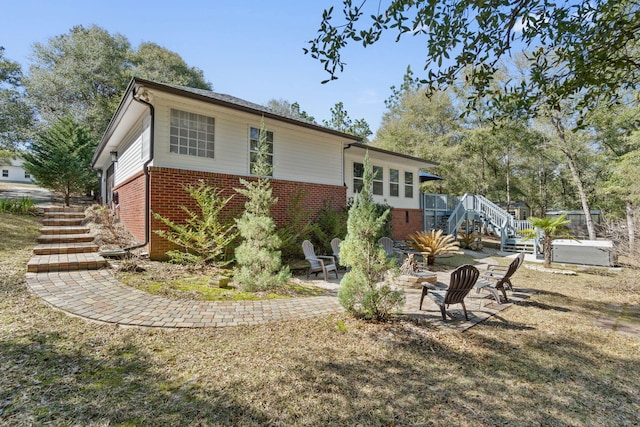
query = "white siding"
(114, 115, 148, 186)
(151, 92, 344, 186)
(0, 159, 33, 183)
(344, 152, 421, 209)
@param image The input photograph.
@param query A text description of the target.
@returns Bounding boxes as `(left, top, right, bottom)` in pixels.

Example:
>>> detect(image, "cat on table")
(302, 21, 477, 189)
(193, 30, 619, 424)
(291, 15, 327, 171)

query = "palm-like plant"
(408, 229, 462, 265)
(520, 214, 572, 268)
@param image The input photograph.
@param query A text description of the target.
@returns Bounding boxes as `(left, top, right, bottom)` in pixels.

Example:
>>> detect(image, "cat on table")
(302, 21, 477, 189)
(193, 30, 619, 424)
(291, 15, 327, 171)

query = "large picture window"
(372, 165, 383, 195)
(389, 168, 399, 197)
(405, 171, 414, 198)
(249, 126, 274, 176)
(169, 109, 215, 158)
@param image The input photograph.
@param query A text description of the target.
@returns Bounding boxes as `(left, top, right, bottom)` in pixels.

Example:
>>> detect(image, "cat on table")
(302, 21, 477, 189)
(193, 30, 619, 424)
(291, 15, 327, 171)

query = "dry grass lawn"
(1, 212, 639, 426)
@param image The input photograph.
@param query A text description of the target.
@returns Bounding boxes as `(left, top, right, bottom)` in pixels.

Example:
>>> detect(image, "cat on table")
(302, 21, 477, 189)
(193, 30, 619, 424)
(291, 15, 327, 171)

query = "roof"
(135, 78, 362, 141)
(345, 142, 438, 168)
(94, 78, 436, 168)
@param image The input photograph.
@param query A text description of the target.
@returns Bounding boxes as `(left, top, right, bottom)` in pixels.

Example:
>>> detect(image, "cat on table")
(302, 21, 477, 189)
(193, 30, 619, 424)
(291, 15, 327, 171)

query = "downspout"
(123, 87, 154, 253)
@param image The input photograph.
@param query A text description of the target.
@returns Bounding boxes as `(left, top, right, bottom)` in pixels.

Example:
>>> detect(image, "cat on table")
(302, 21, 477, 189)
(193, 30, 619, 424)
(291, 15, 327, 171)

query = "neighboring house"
(0, 158, 34, 183)
(92, 78, 436, 260)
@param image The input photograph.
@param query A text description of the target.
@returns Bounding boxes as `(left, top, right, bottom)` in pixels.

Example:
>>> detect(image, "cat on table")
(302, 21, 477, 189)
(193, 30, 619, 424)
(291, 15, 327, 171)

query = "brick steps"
(42, 218, 85, 227)
(37, 233, 96, 244)
(28, 207, 107, 273)
(27, 253, 107, 273)
(39, 226, 90, 235)
(44, 212, 86, 219)
(33, 242, 100, 255)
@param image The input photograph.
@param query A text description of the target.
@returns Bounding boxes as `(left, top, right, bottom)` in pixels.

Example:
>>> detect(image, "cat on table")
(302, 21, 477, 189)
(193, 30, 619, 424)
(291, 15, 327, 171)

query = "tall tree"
(306, 0, 640, 120)
(130, 42, 210, 89)
(323, 102, 372, 141)
(0, 47, 34, 152)
(22, 117, 97, 206)
(265, 98, 316, 122)
(24, 25, 131, 140)
(24, 25, 212, 141)
(536, 106, 601, 240)
(590, 99, 640, 248)
(374, 70, 462, 193)
(602, 149, 640, 250)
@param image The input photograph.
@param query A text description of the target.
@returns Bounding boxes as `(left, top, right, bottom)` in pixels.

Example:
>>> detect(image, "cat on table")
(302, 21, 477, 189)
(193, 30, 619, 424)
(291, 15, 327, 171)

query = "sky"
(0, 0, 431, 134)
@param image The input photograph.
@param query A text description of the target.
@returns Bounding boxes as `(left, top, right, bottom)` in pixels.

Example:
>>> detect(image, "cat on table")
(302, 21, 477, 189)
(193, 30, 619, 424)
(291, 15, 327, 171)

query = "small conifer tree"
(23, 116, 97, 206)
(153, 180, 237, 269)
(234, 118, 290, 291)
(338, 152, 404, 320)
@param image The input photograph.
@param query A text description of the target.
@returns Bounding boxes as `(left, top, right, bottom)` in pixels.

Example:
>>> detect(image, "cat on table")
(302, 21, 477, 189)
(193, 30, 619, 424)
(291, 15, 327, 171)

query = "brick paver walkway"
(25, 269, 342, 328)
(25, 264, 528, 330)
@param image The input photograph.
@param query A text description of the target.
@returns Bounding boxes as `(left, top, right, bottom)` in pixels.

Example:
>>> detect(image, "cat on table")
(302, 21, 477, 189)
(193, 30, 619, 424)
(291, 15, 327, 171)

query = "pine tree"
(233, 118, 290, 291)
(338, 152, 404, 320)
(22, 116, 97, 206)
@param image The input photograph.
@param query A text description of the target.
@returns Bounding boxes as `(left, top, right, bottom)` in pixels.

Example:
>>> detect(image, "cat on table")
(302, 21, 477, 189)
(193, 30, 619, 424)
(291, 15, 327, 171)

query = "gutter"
(122, 86, 155, 253)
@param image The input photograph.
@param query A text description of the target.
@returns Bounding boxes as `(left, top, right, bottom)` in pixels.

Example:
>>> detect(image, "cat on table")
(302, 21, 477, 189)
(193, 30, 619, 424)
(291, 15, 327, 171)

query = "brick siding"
(390, 208, 423, 241)
(113, 172, 146, 243)
(147, 167, 346, 260)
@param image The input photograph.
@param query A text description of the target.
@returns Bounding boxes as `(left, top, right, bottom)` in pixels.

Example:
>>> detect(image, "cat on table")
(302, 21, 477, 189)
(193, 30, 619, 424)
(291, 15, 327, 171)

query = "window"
(389, 168, 399, 197)
(24, 172, 30, 179)
(249, 126, 274, 176)
(169, 109, 215, 158)
(353, 162, 364, 193)
(372, 165, 383, 195)
(2, 170, 7, 177)
(405, 171, 414, 198)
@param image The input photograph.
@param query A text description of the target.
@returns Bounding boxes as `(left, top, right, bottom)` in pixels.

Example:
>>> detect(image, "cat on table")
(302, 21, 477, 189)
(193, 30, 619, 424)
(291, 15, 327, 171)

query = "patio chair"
(302, 240, 339, 281)
(330, 238, 342, 266)
(378, 236, 395, 258)
(475, 252, 525, 303)
(420, 264, 480, 321)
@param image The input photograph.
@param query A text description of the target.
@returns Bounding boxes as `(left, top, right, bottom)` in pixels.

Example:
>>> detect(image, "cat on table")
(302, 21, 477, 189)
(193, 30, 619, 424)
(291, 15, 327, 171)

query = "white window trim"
(404, 171, 414, 199)
(169, 108, 215, 159)
(389, 168, 399, 197)
(372, 165, 384, 196)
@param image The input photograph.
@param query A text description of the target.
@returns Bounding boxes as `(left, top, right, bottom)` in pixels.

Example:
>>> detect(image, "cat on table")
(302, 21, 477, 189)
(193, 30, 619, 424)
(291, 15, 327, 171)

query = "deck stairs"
(445, 194, 537, 253)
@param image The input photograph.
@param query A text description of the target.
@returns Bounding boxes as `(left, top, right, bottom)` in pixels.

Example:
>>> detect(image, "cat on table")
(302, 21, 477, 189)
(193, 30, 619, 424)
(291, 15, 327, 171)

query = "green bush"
(0, 197, 36, 214)
(153, 181, 237, 270)
(277, 188, 316, 261)
(308, 200, 349, 255)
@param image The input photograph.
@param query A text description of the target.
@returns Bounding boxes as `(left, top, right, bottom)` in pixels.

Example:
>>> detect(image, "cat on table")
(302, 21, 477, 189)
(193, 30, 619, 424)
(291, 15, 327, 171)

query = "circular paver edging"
(25, 269, 343, 328)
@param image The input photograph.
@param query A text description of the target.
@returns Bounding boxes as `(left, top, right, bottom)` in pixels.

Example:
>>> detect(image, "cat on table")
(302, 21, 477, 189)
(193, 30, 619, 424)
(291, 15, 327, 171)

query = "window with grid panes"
(249, 126, 274, 176)
(373, 165, 383, 195)
(405, 171, 414, 198)
(169, 109, 215, 158)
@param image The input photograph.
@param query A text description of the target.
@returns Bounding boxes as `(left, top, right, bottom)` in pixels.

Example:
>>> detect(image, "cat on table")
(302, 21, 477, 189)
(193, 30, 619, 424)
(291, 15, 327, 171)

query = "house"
(92, 78, 436, 260)
(0, 157, 34, 183)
